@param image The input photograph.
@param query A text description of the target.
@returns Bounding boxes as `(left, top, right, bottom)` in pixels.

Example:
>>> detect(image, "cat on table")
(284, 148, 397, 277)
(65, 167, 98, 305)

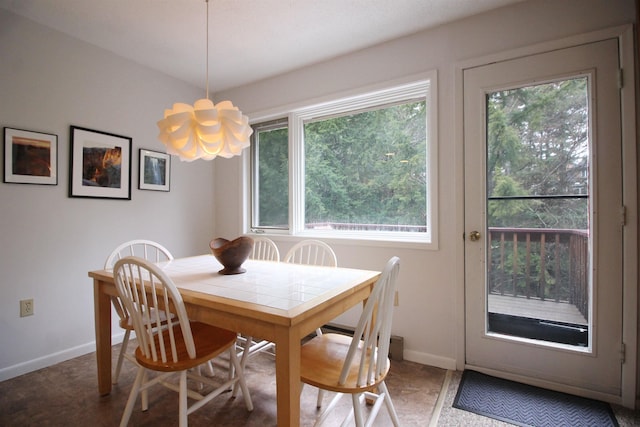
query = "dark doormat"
(452, 370, 619, 427)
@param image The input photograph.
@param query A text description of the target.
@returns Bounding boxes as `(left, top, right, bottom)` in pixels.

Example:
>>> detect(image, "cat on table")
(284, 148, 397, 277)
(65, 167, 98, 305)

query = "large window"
(249, 75, 437, 245)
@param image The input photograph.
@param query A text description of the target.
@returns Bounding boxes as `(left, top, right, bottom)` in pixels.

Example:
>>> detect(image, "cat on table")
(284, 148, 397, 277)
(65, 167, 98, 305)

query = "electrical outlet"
(20, 299, 34, 317)
(394, 291, 399, 306)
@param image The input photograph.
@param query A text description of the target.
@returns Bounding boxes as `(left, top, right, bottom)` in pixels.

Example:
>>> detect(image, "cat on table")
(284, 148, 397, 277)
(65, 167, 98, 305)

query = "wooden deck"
(488, 294, 588, 326)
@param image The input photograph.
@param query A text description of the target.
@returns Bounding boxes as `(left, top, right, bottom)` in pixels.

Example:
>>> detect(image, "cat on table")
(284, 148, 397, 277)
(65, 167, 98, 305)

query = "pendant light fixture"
(157, 0, 252, 161)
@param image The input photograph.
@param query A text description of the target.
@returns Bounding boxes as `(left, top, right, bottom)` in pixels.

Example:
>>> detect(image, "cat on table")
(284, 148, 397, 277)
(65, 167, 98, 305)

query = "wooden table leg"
(94, 279, 112, 396)
(275, 327, 301, 427)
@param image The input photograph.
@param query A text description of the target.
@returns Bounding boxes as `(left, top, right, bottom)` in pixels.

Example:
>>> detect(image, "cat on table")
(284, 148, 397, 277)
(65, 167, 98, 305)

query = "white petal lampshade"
(157, 98, 253, 161)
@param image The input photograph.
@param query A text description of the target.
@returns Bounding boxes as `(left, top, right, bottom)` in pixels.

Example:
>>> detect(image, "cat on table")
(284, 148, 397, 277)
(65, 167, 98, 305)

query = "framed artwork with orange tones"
(4, 127, 58, 185)
(69, 126, 131, 200)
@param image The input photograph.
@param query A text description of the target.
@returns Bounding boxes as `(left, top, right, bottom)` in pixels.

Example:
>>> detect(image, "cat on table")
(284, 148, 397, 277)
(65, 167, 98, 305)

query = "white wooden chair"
(113, 256, 253, 427)
(283, 239, 337, 267)
(300, 256, 401, 426)
(104, 239, 174, 384)
(284, 239, 338, 407)
(250, 235, 280, 261)
(236, 237, 281, 368)
(283, 240, 337, 339)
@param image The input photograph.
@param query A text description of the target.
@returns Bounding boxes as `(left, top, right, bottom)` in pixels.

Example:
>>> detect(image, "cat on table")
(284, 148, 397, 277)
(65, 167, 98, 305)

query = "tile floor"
(4, 343, 638, 426)
(0, 343, 446, 426)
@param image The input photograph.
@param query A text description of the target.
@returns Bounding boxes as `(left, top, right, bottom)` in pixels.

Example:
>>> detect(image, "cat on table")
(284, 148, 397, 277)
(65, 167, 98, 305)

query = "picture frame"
(3, 127, 58, 185)
(139, 148, 170, 192)
(69, 126, 132, 200)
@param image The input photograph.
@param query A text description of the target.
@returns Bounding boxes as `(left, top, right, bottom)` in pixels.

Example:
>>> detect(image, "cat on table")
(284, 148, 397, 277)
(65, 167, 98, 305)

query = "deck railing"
(488, 227, 589, 320)
(305, 222, 589, 321)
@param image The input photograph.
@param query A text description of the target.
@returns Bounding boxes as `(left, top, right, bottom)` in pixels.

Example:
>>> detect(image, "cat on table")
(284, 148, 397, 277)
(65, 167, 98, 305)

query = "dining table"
(88, 254, 380, 427)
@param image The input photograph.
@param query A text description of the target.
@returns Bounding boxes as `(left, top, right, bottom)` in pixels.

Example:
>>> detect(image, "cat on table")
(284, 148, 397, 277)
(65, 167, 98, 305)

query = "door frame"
(453, 25, 637, 407)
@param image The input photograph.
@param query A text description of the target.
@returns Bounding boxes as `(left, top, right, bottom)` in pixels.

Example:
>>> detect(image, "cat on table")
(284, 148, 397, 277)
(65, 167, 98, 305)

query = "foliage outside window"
(304, 101, 427, 232)
(486, 77, 590, 306)
(487, 78, 589, 230)
(249, 76, 437, 245)
(251, 119, 289, 229)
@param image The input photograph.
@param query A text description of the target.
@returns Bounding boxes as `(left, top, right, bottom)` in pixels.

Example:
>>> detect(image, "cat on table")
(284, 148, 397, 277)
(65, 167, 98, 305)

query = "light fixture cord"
(205, 0, 210, 100)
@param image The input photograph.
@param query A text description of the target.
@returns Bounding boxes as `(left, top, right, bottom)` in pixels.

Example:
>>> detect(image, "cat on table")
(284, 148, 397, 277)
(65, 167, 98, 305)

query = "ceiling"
(0, 0, 524, 92)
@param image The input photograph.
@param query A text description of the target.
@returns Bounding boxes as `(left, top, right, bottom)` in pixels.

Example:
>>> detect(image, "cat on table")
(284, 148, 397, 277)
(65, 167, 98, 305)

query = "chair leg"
(195, 365, 205, 390)
(316, 388, 325, 408)
(119, 367, 144, 427)
(231, 336, 252, 396)
(240, 336, 253, 369)
(313, 327, 324, 408)
(313, 391, 344, 426)
(351, 393, 365, 427)
(379, 381, 400, 427)
(178, 371, 188, 427)
(141, 370, 149, 411)
(203, 360, 215, 376)
(229, 348, 253, 411)
(113, 329, 131, 384)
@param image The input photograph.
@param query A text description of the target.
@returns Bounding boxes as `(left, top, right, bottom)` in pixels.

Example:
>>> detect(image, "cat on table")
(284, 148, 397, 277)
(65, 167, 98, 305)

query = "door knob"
(469, 231, 481, 241)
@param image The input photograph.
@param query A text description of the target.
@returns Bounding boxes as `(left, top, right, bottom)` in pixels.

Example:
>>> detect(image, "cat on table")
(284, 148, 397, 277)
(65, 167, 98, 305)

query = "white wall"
(0, 10, 215, 379)
(214, 0, 636, 370)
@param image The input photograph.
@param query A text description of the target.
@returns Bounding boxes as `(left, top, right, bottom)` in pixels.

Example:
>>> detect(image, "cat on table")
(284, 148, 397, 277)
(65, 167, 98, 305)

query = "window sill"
(246, 230, 438, 250)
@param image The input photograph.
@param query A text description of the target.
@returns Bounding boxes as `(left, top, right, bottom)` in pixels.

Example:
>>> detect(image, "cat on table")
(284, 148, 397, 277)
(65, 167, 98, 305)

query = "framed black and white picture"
(69, 126, 132, 200)
(4, 127, 58, 185)
(139, 149, 170, 192)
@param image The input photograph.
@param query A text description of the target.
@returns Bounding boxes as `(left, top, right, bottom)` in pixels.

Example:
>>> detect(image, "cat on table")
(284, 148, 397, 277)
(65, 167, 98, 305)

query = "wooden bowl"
(209, 236, 254, 275)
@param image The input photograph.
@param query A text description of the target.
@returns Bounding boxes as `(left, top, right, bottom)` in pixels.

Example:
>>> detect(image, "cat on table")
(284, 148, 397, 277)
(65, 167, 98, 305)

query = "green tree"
(256, 127, 288, 227)
(304, 101, 427, 229)
(487, 78, 590, 301)
(487, 78, 588, 230)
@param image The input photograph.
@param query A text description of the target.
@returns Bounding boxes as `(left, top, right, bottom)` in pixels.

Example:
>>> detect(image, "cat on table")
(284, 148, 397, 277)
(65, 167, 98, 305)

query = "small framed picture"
(69, 126, 132, 200)
(139, 149, 170, 192)
(4, 127, 58, 185)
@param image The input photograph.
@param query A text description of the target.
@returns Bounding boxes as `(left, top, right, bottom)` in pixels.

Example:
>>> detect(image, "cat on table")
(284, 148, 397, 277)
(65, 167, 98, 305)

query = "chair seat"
(300, 333, 390, 394)
(135, 321, 237, 372)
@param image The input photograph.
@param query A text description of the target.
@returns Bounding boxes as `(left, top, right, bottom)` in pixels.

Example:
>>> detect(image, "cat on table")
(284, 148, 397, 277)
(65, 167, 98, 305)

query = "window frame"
(250, 118, 290, 231)
(246, 71, 438, 248)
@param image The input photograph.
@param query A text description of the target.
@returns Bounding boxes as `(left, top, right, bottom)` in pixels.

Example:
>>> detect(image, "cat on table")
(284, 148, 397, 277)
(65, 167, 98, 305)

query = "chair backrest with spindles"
(283, 239, 337, 267)
(104, 239, 174, 270)
(249, 236, 280, 261)
(113, 256, 195, 363)
(340, 256, 400, 387)
(105, 240, 174, 323)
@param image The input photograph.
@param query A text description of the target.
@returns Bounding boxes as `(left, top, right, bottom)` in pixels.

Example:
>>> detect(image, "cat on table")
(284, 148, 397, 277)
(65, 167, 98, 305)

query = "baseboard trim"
(403, 349, 457, 370)
(0, 331, 126, 382)
(323, 322, 457, 370)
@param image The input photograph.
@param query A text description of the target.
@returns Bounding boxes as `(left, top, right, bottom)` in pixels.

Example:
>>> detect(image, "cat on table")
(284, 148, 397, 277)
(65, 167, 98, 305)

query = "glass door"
(464, 38, 623, 396)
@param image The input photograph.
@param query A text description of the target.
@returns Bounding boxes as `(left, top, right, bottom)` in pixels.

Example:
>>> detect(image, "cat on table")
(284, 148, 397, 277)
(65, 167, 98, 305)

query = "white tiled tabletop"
(159, 255, 379, 311)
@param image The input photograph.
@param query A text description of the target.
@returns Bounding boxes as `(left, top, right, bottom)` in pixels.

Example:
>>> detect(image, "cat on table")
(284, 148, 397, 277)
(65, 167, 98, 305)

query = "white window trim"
(244, 70, 438, 249)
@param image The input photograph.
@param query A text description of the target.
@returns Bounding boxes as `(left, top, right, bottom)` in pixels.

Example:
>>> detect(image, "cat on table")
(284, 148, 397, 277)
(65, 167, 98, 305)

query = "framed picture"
(69, 126, 132, 200)
(139, 149, 170, 192)
(4, 127, 58, 185)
